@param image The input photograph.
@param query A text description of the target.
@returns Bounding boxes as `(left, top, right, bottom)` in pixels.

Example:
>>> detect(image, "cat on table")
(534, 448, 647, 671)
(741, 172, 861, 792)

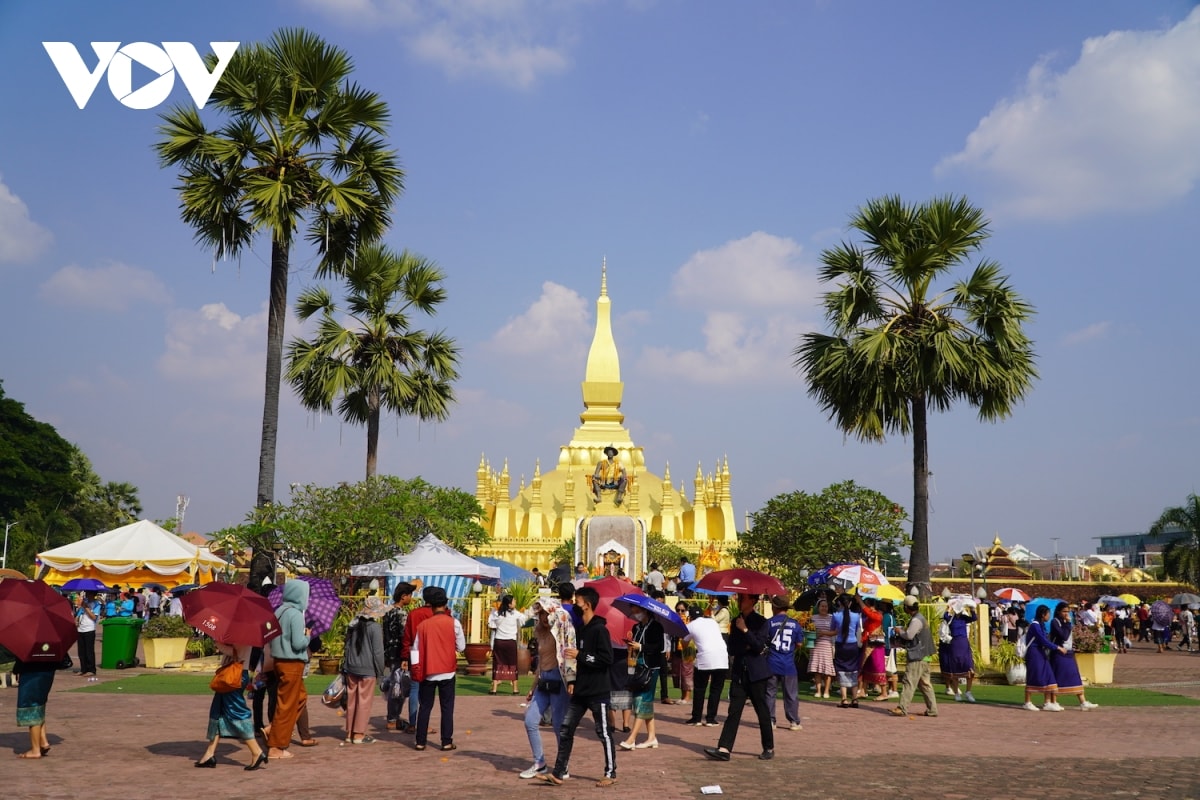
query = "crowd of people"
(12, 572, 1196, 774)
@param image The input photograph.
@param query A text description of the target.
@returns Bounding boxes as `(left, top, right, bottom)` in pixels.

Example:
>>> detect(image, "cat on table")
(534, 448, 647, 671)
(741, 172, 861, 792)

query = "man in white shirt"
(644, 563, 665, 593)
(684, 613, 728, 726)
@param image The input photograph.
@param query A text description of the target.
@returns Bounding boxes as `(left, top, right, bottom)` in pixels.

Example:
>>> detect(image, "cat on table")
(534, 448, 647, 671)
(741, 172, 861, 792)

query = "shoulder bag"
(210, 660, 244, 693)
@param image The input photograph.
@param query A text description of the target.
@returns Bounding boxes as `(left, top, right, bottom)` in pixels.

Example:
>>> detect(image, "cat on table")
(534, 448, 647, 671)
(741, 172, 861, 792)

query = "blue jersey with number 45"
(767, 613, 801, 675)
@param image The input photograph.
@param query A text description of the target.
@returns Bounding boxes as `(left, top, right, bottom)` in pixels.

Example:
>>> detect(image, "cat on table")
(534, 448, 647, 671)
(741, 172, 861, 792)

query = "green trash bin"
(100, 617, 144, 669)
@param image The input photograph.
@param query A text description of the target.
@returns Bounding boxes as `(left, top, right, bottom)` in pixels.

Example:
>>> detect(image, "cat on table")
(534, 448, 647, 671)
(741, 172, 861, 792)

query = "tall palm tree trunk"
(365, 388, 381, 478)
(256, 238, 290, 508)
(908, 394, 932, 597)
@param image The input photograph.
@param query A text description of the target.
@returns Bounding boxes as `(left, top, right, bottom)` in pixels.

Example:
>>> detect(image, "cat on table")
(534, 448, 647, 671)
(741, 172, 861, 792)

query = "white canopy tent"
(37, 519, 228, 588)
(350, 533, 500, 599)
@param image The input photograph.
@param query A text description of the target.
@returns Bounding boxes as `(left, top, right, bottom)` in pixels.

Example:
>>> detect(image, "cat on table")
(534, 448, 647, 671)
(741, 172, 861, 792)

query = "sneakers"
(788, 722, 803, 731)
(1080, 700, 1100, 710)
(1043, 702, 1064, 712)
(684, 718, 703, 726)
(954, 692, 964, 702)
(945, 686, 955, 696)
(1022, 702, 1040, 711)
(758, 749, 774, 760)
(703, 720, 719, 727)
(703, 747, 731, 761)
(964, 691, 976, 703)
(520, 763, 548, 779)
(885, 691, 900, 699)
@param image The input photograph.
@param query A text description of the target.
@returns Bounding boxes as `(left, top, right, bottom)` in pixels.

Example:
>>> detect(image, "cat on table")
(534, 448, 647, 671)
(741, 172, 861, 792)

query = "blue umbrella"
(60, 578, 112, 593)
(690, 585, 734, 597)
(613, 593, 689, 637)
(807, 566, 836, 586)
(1025, 597, 1064, 625)
(1097, 595, 1128, 608)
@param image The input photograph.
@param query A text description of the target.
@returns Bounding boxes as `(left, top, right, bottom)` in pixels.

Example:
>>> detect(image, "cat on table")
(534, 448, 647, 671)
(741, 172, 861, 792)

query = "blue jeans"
(524, 668, 569, 765)
(407, 679, 419, 728)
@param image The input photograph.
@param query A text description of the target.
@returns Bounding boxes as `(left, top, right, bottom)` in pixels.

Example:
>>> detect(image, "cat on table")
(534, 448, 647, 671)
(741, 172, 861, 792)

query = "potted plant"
(141, 614, 194, 668)
(318, 606, 353, 674)
(989, 639, 1025, 685)
(1072, 622, 1116, 685)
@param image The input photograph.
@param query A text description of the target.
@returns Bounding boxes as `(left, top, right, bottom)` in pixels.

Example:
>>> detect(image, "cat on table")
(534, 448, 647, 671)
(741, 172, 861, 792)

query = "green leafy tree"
(220, 475, 488, 579)
(155, 28, 404, 515)
(0, 381, 79, 525)
(734, 480, 910, 589)
(1151, 493, 1200, 589)
(647, 533, 692, 576)
(549, 539, 576, 569)
(793, 196, 1037, 596)
(287, 245, 460, 478)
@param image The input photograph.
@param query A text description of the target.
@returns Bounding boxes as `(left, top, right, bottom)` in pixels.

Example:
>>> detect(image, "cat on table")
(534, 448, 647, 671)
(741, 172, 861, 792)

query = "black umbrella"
(1170, 593, 1200, 607)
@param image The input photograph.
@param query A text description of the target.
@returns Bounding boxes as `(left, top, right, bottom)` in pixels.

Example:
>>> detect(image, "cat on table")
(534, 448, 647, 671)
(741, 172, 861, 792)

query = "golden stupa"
(474, 263, 737, 573)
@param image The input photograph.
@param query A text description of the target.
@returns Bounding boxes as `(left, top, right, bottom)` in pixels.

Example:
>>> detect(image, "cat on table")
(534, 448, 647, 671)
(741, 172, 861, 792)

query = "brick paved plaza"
(2, 648, 1197, 800)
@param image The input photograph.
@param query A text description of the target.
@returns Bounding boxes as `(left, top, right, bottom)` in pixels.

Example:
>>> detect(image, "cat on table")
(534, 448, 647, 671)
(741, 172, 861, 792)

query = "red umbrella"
(0, 579, 78, 662)
(584, 576, 644, 645)
(694, 568, 787, 597)
(182, 582, 282, 647)
(994, 587, 1031, 603)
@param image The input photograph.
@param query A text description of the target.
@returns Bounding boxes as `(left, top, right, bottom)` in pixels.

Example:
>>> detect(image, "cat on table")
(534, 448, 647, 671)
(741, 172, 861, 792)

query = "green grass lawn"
(69, 674, 1199, 706)
(70, 672, 531, 697)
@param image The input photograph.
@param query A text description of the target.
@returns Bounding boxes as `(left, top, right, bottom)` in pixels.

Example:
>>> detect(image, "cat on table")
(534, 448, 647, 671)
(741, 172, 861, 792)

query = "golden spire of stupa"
(576, 259, 627, 435)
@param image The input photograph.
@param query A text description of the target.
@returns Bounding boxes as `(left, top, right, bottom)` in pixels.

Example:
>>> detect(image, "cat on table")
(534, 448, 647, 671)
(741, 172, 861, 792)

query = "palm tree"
(155, 28, 404, 510)
(1151, 493, 1200, 588)
(286, 245, 461, 477)
(793, 195, 1037, 596)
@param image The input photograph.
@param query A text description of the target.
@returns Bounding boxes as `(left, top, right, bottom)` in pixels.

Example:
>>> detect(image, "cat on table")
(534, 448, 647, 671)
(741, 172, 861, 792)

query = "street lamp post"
(962, 553, 976, 597)
(2, 521, 19, 571)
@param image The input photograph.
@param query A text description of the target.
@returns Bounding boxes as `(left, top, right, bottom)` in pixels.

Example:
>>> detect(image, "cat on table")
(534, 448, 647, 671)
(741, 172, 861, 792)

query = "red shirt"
(401, 605, 434, 662)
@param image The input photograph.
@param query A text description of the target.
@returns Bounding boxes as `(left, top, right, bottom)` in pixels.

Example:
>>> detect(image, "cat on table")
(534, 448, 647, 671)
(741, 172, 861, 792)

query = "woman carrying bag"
(341, 596, 388, 745)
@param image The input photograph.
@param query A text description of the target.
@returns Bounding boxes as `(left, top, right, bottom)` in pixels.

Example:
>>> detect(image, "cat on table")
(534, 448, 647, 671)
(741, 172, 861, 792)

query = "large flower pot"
(318, 657, 342, 675)
(1005, 664, 1026, 686)
(464, 643, 491, 676)
(1075, 652, 1116, 685)
(143, 637, 189, 668)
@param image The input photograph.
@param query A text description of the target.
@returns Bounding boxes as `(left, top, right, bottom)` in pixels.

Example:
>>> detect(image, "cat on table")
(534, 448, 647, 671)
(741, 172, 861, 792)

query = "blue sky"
(1, 1, 1197, 563)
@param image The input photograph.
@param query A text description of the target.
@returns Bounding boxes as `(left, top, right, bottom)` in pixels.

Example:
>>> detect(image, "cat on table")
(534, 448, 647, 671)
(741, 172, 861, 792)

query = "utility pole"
(2, 521, 19, 570)
(175, 495, 190, 537)
(1051, 537, 1060, 580)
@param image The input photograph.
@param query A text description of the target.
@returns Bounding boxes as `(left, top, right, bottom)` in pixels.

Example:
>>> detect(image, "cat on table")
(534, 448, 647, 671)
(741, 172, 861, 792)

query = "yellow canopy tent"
(37, 519, 226, 589)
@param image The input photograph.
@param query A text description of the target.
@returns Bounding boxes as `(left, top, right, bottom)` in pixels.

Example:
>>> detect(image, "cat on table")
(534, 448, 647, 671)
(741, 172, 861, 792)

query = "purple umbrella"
(1149, 600, 1174, 627)
(613, 593, 689, 638)
(268, 576, 342, 636)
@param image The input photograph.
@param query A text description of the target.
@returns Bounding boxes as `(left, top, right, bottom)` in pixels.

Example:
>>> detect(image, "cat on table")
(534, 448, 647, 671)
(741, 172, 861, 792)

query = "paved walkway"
(2, 646, 1197, 799)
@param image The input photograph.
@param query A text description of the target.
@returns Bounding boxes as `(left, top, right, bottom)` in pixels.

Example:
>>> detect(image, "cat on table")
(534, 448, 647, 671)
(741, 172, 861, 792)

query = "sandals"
(596, 777, 618, 787)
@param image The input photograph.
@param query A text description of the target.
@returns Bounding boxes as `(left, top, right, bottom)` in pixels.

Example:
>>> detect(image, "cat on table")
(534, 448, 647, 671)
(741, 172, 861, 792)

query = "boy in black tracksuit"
(542, 586, 617, 787)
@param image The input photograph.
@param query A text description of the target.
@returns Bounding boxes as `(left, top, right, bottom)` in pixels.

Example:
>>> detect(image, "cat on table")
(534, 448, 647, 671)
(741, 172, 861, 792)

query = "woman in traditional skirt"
(488, 594, 528, 695)
(195, 643, 268, 769)
(807, 598, 836, 699)
(674, 602, 696, 705)
(830, 594, 863, 708)
(1048, 603, 1100, 710)
(859, 597, 888, 698)
(14, 659, 57, 759)
(1022, 605, 1059, 711)
(940, 605, 977, 702)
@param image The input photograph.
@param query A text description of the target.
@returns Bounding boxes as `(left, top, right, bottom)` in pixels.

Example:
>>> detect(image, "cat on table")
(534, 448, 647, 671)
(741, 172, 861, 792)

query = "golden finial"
(601, 257, 608, 297)
(534, 459, 542, 478)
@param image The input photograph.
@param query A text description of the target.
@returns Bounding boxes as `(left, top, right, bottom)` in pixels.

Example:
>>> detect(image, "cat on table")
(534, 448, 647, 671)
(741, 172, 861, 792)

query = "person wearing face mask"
(618, 608, 666, 751)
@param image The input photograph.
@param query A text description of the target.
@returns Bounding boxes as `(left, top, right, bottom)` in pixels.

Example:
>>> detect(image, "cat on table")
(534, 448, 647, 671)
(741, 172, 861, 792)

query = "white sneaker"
(520, 763, 548, 779)
(1080, 701, 1100, 710)
(1043, 702, 1064, 712)
(789, 722, 803, 731)
(954, 692, 964, 702)
(1022, 702, 1040, 711)
(886, 691, 900, 699)
(964, 691, 976, 703)
(945, 686, 955, 695)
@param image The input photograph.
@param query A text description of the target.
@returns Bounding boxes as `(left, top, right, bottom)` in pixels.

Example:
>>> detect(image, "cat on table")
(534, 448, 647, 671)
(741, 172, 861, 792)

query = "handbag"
(209, 660, 243, 693)
(322, 673, 347, 707)
(627, 661, 654, 693)
(388, 667, 411, 700)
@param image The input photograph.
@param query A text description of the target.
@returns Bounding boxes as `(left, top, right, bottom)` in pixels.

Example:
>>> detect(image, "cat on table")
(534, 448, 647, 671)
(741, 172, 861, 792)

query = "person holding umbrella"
(13, 656, 58, 759)
(618, 604, 667, 751)
(703, 592, 775, 762)
(74, 591, 100, 677)
(194, 641, 268, 770)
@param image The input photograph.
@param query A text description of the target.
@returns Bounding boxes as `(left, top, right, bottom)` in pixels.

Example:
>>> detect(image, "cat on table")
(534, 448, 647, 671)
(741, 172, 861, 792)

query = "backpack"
(1015, 632, 1028, 659)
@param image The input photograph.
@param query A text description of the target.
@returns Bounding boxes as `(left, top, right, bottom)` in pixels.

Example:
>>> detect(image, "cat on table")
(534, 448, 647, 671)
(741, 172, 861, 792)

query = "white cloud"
(938, 8, 1200, 219)
(302, 0, 580, 88)
(487, 280, 590, 360)
(158, 302, 268, 399)
(640, 311, 809, 386)
(640, 232, 819, 386)
(1061, 321, 1111, 347)
(0, 175, 52, 263)
(39, 262, 170, 311)
(671, 231, 818, 309)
